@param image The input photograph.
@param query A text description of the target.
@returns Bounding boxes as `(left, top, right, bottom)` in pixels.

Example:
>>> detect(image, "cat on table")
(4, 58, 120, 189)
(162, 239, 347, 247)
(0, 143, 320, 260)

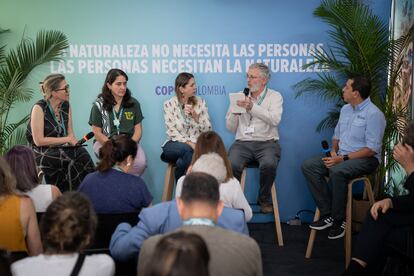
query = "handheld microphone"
(321, 140, 331, 157)
(243, 87, 250, 97)
(76, 132, 94, 145)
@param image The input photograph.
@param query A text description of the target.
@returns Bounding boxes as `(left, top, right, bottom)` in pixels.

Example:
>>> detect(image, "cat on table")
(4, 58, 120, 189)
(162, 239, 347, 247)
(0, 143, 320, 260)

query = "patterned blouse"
(163, 96, 212, 143)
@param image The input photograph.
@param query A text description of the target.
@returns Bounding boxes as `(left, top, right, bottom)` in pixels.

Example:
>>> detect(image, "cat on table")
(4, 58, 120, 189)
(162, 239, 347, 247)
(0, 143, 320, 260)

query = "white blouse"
(163, 96, 212, 143)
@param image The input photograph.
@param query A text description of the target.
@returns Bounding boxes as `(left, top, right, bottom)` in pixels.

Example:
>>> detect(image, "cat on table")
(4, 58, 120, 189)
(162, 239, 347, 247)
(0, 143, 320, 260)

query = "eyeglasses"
(55, 85, 70, 93)
(246, 74, 260, 80)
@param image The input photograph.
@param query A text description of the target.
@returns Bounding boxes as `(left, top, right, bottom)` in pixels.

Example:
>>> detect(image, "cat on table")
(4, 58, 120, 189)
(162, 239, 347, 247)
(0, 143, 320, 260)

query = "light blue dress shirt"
(333, 97, 386, 160)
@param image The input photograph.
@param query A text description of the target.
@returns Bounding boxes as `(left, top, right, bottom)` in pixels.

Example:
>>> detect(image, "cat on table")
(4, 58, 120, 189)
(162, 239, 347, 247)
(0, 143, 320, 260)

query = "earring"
(127, 162, 131, 167)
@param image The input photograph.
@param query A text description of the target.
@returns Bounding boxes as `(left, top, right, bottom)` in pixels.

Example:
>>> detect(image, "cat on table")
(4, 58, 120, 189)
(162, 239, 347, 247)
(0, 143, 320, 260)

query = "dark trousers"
(35, 146, 95, 191)
(228, 140, 281, 203)
(161, 141, 193, 181)
(353, 209, 414, 266)
(301, 155, 378, 221)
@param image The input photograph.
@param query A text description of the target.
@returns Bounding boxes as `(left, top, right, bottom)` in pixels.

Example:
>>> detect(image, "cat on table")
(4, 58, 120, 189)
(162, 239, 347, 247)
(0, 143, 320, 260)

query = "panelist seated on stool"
(225, 63, 283, 214)
(301, 75, 386, 240)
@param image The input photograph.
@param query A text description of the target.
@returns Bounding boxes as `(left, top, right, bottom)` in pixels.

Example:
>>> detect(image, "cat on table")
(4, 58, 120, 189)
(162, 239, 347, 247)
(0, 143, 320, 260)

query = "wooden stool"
(161, 163, 176, 201)
(240, 164, 284, 246)
(305, 176, 375, 268)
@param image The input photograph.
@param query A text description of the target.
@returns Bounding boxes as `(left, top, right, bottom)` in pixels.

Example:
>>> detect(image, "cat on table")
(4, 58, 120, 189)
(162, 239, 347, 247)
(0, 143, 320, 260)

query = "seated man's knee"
(259, 160, 277, 172)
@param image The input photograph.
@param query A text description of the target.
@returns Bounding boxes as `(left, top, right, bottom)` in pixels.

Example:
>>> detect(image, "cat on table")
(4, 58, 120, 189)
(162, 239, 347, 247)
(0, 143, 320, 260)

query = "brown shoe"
(260, 202, 273, 214)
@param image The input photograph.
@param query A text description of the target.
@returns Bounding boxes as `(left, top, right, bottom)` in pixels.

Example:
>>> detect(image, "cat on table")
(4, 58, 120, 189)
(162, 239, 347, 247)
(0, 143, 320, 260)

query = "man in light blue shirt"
(302, 75, 386, 240)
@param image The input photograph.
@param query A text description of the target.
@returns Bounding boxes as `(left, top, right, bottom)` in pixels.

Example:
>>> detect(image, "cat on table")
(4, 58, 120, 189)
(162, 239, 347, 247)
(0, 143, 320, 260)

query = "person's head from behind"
(100, 68, 132, 110)
(192, 153, 227, 184)
(192, 131, 233, 181)
(178, 172, 223, 223)
(145, 232, 210, 276)
(0, 157, 16, 197)
(403, 121, 414, 148)
(40, 192, 97, 254)
(40, 74, 69, 101)
(175, 72, 197, 106)
(97, 134, 137, 172)
(5, 145, 39, 192)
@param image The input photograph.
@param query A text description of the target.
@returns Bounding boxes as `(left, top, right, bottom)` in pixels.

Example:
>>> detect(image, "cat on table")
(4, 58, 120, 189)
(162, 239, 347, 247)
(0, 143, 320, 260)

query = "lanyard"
(112, 106, 124, 135)
(183, 218, 215, 227)
(256, 87, 268, 106)
(47, 102, 66, 136)
(248, 87, 268, 126)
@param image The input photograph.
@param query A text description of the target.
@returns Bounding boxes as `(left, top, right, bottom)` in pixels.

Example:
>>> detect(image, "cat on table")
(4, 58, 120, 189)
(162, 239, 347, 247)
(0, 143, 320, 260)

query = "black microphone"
(321, 140, 331, 157)
(243, 87, 250, 97)
(76, 132, 94, 145)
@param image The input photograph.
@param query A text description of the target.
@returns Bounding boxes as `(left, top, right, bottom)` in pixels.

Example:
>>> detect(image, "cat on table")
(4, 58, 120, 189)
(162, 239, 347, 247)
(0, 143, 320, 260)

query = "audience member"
(26, 74, 95, 191)
(0, 157, 42, 256)
(137, 172, 262, 276)
(226, 62, 283, 214)
(109, 198, 248, 262)
(175, 131, 252, 221)
(79, 135, 152, 213)
(11, 192, 115, 276)
(5, 145, 61, 212)
(161, 72, 212, 181)
(89, 68, 147, 176)
(144, 231, 210, 276)
(344, 121, 414, 275)
(302, 75, 386, 239)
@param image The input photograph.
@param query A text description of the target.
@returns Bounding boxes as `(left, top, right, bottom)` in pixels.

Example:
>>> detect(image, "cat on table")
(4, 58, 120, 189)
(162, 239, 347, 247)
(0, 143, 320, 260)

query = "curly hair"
(98, 68, 134, 111)
(145, 231, 209, 276)
(40, 192, 97, 253)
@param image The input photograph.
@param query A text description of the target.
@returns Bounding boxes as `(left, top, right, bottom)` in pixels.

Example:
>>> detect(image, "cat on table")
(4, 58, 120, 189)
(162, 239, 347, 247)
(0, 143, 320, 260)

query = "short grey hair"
(249, 63, 271, 81)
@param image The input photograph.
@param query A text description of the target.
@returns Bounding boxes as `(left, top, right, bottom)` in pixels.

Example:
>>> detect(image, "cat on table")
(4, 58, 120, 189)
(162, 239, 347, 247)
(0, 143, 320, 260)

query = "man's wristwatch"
(343, 154, 349, 161)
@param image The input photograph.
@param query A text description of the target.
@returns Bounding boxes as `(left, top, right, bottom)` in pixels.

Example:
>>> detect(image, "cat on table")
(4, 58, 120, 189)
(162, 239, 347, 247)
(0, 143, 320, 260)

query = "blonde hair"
(0, 157, 17, 196)
(40, 74, 65, 100)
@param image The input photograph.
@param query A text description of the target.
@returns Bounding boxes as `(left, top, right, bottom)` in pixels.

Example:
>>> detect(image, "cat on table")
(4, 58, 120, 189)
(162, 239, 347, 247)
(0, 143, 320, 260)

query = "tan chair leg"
(344, 177, 374, 268)
(271, 183, 284, 246)
(305, 208, 320, 258)
(162, 164, 175, 201)
(345, 180, 354, 268)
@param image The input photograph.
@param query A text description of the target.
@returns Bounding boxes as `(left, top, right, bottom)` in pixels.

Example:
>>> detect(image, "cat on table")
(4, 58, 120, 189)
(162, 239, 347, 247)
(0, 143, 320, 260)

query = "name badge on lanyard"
(112, 107, 124, 135)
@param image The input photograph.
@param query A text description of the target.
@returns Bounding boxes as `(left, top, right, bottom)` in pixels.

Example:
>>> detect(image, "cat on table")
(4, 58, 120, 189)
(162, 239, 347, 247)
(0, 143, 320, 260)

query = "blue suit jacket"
(109, 200, 248, 261)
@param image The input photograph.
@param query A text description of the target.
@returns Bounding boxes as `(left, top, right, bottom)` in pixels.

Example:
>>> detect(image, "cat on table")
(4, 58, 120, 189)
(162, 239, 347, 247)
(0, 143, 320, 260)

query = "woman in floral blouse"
(161, 72, 212, 181)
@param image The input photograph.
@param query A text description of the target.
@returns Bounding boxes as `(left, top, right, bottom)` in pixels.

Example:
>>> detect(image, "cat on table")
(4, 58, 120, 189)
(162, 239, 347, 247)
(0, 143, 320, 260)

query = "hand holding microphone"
(76, 132, 94, 146)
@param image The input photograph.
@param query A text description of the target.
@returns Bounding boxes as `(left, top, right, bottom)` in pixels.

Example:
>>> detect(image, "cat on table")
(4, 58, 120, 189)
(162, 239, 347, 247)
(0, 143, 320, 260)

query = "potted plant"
(0, 27, 68, 154)
(294, 0, 414, 196)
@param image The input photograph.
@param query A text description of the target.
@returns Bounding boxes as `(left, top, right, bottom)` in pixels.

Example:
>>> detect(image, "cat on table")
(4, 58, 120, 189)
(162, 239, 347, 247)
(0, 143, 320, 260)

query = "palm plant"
(294, 0, 414, 196)
(0, 28, 68, 155)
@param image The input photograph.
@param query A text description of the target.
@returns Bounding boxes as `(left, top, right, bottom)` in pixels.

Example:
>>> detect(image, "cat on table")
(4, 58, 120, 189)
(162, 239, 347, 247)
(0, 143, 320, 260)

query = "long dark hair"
(98, 68, 134, 111)
(5, 145, 39, 192)
(97, 135, 137, 172)
(145, 231, 210, 276)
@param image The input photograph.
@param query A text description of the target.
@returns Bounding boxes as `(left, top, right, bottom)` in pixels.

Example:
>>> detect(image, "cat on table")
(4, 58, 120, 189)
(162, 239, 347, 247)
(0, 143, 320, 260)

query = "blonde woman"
(26, 74, 94, 191)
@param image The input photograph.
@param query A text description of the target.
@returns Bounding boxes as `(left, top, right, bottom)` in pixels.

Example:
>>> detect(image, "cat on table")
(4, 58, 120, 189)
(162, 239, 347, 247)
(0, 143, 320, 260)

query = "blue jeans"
(161, 141, 193, 181)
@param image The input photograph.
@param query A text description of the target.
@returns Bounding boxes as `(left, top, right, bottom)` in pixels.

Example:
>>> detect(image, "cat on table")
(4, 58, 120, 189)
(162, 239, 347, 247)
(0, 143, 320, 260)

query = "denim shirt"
(333, 97, 386, 160)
